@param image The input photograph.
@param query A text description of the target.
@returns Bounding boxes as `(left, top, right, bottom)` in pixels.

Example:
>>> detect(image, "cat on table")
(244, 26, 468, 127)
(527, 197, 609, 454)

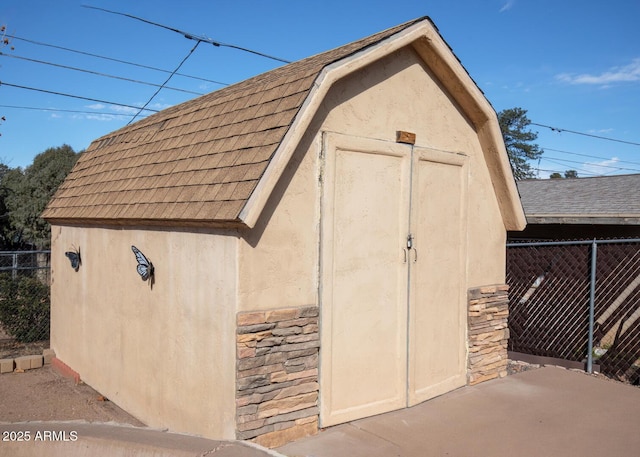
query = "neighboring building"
(43, 17, 525, 447)
(510, 175, 640, 241)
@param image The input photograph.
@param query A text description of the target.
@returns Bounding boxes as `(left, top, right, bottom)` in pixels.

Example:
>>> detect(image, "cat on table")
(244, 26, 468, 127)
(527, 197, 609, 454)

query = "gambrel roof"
(43, 17, 525, 230)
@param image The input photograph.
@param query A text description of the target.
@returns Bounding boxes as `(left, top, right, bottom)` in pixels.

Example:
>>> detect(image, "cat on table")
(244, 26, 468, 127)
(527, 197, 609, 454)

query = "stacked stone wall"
(236, 306, 319, 448)
(468, 284, 510, 385)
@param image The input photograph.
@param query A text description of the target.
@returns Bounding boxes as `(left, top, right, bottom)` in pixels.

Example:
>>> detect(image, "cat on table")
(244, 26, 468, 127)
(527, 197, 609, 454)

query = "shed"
(510, 175, 640, 240)
(43, 17, 525, 447)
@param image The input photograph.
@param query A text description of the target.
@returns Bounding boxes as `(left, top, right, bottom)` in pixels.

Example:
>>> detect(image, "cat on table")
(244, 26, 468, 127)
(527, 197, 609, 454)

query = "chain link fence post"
(587, 239, 597, 373)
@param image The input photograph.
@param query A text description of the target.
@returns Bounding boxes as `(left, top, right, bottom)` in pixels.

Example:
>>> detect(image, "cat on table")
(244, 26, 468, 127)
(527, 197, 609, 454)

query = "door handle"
(412, 248, 417, 263)
(402, 248, 408, 263)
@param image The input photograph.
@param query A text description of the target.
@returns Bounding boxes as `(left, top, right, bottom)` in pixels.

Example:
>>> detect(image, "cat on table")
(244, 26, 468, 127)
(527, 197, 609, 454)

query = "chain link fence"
(0, 251, 51, 357)
(507, 240, 640, 385)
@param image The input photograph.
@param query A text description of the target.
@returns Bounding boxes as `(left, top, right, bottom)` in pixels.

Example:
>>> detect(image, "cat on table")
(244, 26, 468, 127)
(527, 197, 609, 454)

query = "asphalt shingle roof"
(42, 17, 427, 225)
(517, 175, 640, 223)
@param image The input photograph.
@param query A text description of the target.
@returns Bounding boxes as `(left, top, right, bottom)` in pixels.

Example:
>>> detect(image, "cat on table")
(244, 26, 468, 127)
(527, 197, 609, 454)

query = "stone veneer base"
(467, 284, 510, 385)
(236, 306, 319, 448)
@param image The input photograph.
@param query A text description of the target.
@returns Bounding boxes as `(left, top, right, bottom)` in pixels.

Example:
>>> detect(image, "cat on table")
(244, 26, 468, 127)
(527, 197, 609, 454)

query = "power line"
(0, 52, 204, 96)
(7, 34, 229, 86)
(532, 122, 640, 147)
(128, 41, 200, 125)
(542, 146, 640, 167)
(538, 160, 604, 177)
(542, 156, 640, 174)
(82, 4, 291, 64)
(0, 82, 160, 113)
(534, 166, 601, 177)
(0, 104, 147, 118)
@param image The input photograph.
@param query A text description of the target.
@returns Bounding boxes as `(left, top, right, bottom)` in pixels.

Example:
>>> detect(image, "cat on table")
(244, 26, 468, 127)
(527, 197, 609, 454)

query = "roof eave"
(45, 217, 245, 230)
(527, 215, 640, 225)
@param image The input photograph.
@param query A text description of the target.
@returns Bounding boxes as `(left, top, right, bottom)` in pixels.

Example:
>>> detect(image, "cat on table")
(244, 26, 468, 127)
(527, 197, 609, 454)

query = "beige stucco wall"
(50, 224, 238, 439)
(319, 46, 506, 287)
(236, 46, 507, 312)
(237, 131, 321, 311)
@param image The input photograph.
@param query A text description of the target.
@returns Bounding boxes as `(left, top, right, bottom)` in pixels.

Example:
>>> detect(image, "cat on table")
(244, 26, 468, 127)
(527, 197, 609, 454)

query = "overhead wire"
(4, 17, 638, 169)
(532, 122, 640, 147)
(541, 147, 640, 167)
(534, 167, 601, 177)
(0, 82, 160, 113)
(541, 156, 640, 174)
(127, 40, 201, 125)
(82, 5, 291, 64)
(0, 104, 146, 118)
(7, 34, 229, 87)
(0, 52, 204, 96)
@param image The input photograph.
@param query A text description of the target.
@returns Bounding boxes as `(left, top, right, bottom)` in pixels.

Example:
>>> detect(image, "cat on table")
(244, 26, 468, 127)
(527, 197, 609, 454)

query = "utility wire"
(0, 52, 204, 96)
(532, 122, 640, 147)
(542, 147, 640, 167)
(7, 34, 229, 86)
(0, 104, 146, 118)
(82, 4, 291, 64)
(128, 41, 200, 125)
(0, 82, 160, 113)
(539, 159, 605, 177)
(542, 156, 640, 174)
(534, 167, 601, 177)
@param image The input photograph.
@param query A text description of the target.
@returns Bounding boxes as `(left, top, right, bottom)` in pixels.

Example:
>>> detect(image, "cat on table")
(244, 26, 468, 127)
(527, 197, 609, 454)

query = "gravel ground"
(0, 365, 144, 426)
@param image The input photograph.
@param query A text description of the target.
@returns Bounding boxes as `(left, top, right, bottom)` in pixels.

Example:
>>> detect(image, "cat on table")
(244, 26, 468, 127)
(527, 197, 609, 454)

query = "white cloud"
(557, 58, 640, 86)
(148, 102, 171, 111)
(582, 157, 620, 175)
(85, 114, 124, 121)
(86, 103, 106, 110)
(109, 105, 139, 115)
(588, 128, 614, 135)
(500, 0, 515, 12)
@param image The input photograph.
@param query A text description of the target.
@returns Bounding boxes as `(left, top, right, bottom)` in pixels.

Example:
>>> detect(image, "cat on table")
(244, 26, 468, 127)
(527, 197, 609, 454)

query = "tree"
(0, 162, 11, 247)
(498, 107, 544, 180)
(550, 170, 579, 179)
(3, 145, 80, 248)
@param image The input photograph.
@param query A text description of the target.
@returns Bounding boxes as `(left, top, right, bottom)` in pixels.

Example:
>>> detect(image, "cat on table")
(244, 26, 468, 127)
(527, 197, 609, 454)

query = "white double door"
(320, 133, 468, 427)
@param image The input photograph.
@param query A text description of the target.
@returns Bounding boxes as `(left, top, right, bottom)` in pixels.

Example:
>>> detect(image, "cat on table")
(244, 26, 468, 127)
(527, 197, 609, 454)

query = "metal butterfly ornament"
(64, 246, 81, 271)
(131, 245, 154, 285)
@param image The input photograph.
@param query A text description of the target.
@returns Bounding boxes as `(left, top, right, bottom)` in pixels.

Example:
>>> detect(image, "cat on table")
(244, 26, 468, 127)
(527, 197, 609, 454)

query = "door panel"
(320, 133, 410, 427)
(320, 134, 469, 426)
(408, 148, 468, 405)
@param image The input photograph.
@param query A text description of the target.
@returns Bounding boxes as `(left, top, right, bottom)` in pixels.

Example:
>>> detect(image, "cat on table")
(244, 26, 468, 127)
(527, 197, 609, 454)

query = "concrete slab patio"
(277, 366, 640, 457)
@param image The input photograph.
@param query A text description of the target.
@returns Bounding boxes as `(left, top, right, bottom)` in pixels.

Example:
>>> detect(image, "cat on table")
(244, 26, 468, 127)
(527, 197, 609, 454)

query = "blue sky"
(1, 0, 639, 178)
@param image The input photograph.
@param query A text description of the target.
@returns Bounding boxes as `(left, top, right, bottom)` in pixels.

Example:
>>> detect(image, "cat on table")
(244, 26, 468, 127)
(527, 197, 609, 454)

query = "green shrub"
(0, 273, 50, 342)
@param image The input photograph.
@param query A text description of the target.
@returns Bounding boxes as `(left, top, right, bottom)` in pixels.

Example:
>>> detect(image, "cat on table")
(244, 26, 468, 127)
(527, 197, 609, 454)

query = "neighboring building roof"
(517, 174, 640, 225)
(43, 16, 525, 230)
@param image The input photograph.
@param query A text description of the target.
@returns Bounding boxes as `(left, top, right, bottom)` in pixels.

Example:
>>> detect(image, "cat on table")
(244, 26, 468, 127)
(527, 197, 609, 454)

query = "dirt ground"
(0, 365, 144, 426)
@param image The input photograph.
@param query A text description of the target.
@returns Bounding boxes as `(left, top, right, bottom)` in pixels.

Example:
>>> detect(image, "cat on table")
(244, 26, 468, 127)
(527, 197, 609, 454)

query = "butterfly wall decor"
(131, 245, 154, 285)
(64, 246, 81, 272)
